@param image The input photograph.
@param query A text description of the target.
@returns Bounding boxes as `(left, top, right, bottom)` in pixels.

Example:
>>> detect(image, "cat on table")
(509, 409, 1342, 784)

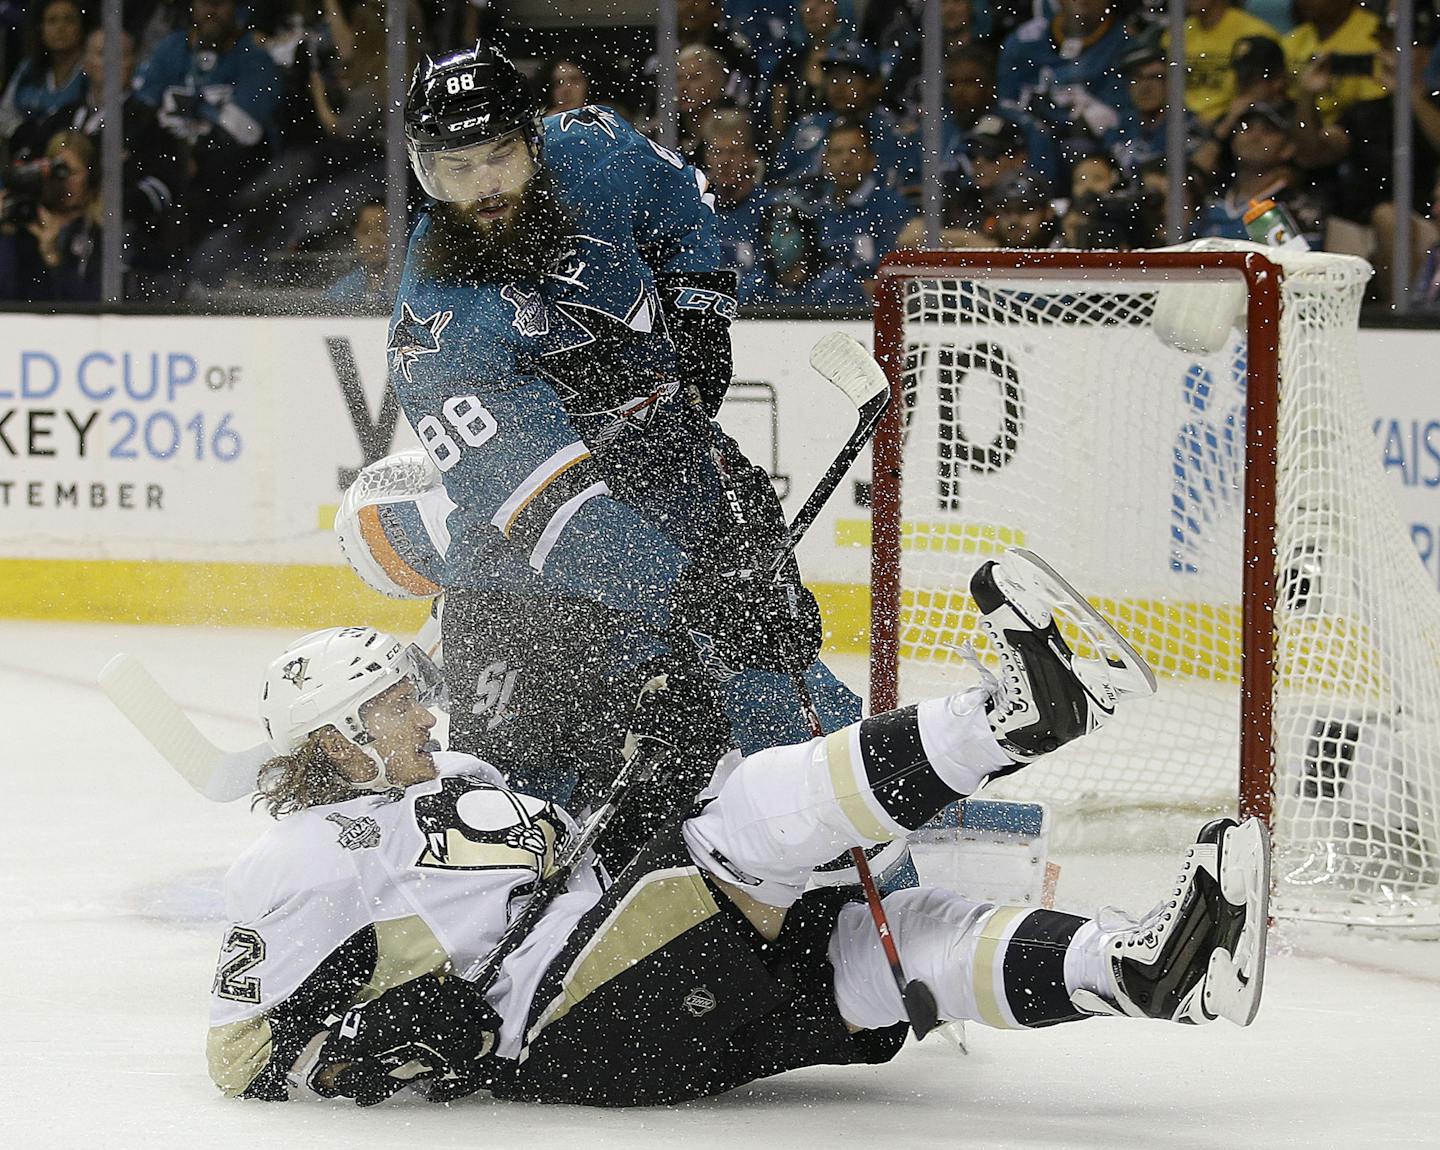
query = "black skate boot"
(1072, 817, 1271, 1026)
(969, 547, 1156, 763)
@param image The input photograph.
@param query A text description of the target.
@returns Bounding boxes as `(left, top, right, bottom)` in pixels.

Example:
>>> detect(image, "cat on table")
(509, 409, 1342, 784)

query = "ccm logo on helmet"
(447, 114, 493, 132)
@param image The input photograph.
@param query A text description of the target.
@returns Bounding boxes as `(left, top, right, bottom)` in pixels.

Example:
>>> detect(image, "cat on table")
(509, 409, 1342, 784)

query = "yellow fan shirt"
(1284, 7, 1388, 123)
(1175, 7, 1284, 121)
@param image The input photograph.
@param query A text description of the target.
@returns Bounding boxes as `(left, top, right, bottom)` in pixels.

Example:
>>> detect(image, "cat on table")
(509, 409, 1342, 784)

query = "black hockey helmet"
(405, 42, 541, 153)
(405, 42, 544, 201)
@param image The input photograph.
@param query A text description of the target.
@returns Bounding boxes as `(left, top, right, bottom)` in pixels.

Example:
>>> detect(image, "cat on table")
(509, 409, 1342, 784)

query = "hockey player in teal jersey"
(385, 43, 869, 843)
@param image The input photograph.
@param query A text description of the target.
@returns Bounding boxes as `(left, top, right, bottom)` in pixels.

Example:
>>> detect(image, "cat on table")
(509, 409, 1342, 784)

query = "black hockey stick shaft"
(772, 337, 939, 1037)
(790, 671, 941, 1041)
(775, 388, 891, 572)
(472, 337, 895, 990)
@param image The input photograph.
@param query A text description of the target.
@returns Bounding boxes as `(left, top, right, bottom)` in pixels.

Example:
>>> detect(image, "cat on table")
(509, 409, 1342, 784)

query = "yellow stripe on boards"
(0, 559, 432, 632)
(833, 518, 1025, 555)
(0, 560, 870, 649)
(898, 588, 1246, 684)
(4, 562, 1379, 699)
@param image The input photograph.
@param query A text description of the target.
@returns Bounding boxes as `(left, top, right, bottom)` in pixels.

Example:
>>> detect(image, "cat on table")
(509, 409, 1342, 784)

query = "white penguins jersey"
(206, 752, 605, 1097)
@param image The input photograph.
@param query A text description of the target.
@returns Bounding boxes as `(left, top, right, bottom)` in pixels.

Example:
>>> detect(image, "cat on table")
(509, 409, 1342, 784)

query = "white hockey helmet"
(335, 451, 451, 600)
(258, 626, 443, 790)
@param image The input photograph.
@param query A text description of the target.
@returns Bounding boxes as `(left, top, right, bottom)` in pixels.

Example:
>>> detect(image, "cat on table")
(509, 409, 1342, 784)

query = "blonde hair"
(253, 729, 356, 819)
(44, 129, 101, 226)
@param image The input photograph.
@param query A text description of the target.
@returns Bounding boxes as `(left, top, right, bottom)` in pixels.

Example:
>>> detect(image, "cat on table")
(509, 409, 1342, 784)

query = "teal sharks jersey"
(388, 106, 734, 630)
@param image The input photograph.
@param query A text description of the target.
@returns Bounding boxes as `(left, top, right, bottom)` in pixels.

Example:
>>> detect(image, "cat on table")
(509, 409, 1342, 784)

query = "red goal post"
(867, 245, 1440, 929)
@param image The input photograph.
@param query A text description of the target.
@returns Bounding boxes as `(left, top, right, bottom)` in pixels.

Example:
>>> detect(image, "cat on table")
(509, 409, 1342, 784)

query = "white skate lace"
(1095, 901, 1167, 952)
(1098, 851, 1192, 955)
(945, 640, 1013, 716)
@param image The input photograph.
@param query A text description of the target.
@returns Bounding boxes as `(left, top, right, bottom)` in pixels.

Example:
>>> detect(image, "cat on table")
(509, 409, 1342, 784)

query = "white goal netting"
(873, 244, 1440, 929)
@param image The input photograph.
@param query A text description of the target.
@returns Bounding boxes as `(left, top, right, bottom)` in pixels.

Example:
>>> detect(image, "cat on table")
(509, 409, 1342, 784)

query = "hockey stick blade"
(780, 334, 893, 566)
(808, 330, 889, 408)
(902, 979, 942, 1040)
(98, 653, 270, 801)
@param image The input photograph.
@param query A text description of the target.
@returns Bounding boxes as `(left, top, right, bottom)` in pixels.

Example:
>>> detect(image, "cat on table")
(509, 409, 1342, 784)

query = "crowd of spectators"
(0, 0, 444, 302)
(2, 0, 1440, 311)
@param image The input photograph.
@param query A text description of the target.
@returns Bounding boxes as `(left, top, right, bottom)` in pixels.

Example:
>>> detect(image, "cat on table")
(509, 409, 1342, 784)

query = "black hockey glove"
(658, 269, 738, 418)
(623, 660, 731, 755)
(709, 428, 792, 559)
(585, 662, 733, 875)
(307, 974, 500, 1106)
(671, 559, 823, 678)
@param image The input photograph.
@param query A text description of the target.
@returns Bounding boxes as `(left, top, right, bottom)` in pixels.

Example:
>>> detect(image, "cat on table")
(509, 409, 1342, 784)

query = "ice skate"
(969, 547, 1156, 762)
(1074, 817, 1271, 1027)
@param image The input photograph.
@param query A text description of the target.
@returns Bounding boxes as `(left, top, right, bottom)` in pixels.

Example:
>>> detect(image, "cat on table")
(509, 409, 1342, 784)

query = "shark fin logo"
(388, 302, 454, 383)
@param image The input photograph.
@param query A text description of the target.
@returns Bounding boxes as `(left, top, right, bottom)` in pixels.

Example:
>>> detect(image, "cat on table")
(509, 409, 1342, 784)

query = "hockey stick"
(461, 673, 674, 989)
(776, 331, 891, 568)
(465, 332, 894, 1000)
(460, 336, 903, 1003)
(98, 653, 271, 802)
(101, 610, 447, 801)
(790, 676, 942, 1042)
(778, 337, 942, 1040)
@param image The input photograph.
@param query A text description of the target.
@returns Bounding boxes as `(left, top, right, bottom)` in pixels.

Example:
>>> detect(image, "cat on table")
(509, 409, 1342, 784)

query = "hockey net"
(870, 243, 1440, 929)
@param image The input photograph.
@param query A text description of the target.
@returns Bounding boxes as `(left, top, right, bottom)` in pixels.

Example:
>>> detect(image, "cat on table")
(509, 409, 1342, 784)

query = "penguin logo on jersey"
(388, 302, 454, 383)
(500, 282, 550, 338)
(414, 777, 568, 875)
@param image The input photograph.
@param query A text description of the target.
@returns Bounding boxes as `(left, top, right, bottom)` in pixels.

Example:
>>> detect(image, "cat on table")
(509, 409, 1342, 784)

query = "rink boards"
(1, 314, 1439, 650)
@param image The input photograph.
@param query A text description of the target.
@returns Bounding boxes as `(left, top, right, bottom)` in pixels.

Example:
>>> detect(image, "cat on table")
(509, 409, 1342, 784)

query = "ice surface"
(3, 621, 1438, 1148)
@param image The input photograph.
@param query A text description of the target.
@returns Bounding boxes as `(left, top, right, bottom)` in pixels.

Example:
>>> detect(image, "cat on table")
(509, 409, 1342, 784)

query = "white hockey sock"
(829, 889, 1090, 1031)
(682, 692, 1013, 906)
(1062, 917, 1109, 1000)
(915, 688, 1017, 794)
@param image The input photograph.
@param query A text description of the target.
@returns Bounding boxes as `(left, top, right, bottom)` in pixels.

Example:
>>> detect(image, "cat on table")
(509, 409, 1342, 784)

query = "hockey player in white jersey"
(207, 550, 1270, 1107)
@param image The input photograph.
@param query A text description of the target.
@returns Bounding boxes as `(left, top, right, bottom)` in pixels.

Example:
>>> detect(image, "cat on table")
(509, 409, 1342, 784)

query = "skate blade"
(1205, 818, 1271, 1026)
(997, 548, 1158, 700)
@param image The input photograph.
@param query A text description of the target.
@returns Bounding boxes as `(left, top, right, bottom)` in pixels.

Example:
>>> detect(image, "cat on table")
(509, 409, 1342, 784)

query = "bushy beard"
(420, 167, 574, 285)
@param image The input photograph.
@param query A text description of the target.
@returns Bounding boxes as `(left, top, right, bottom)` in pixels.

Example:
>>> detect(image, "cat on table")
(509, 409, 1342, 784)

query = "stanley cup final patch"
(501, 282, 551, 338)
(326, 811, 382, 850)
